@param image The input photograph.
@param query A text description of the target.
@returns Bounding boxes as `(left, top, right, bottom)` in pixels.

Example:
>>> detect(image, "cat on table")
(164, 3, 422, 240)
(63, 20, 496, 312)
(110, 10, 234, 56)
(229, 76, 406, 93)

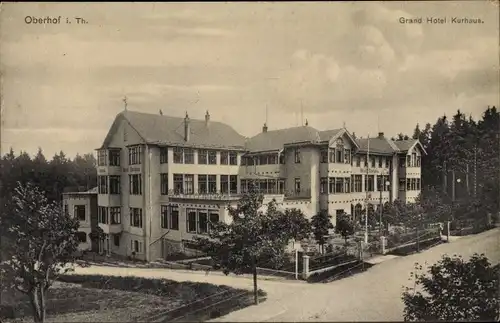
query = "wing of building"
(94, 110, 425, 261)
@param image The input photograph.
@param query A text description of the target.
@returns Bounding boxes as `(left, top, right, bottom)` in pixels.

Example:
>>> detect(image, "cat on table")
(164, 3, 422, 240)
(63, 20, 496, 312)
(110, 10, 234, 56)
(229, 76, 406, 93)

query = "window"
(378, 157, 383, 168)
(170, 206, 179, 230)
(386, 157, 392, 168)
(128, 146, 142, 165)
(187, 209, 197, 233)
(198, 211, 208, 234)
(279, 153, 285, 164)
(365, 175, 375, 192)
(370, 156, 376, 168)
(130, 208, 143, 228)
(412, 153, 417, 167)
(352, 175, 362, 193)
(132, 240, 143, 253)
(184, 174, 194, 194)
(199, 149, 208, 164)
(355, 156, 361, 167)
(229, 152, 237, 165)
(399, 178, 406, 191)
(336, 209, 344, 217)
(209, 212, 219, 233)
(220, 151, 228, 165)
(110, 207, 121, 224)
(381, 175, 390, 191)
(161, 205, 168, 229)
(109, 176, 120, 194)
(173, 174, 183, 194)
(329, 148, 335, 163)
(98, 207, 108, 224)
(240, 179, 248, 193)
(64, 204, 68, 216)
(98, 176, 108, 194)
(160, 147, 168, 164)
(208, 150, 217, 165)
(320, 178, 328, 194)
(184, 149, 194, 164)
(416, 178, 421, 190)
(173, 147, 183, 163)
(335, 178, 344, 193)
(320, 149, 328, 163)
(399, 156, 406, 167)
(208, 175, 217, 193)
(259, 155, 267, 165)
(113, 235, 120, 246)
(406, 178, 412, 191)
(109, 150, 120, 166)
(229, 175, 238, 194)
(329, 178, 335, 194)
(344, 178, 351, 193)
(336, 148, 343, 163)
(129, 174, 142, 195)
(98, 150, 107, 166)
(198, 175, 207, 194)
(278, 179, 285, 193)
(344, 149, 351, 164)
(416, 156, 421, 167)
(406, 155, 411, 167)
(76, 232, 87, 243)
(75, 205, 86, 221)
(410, 178, 416, 191)
(268, 154, 277, 164)
(376, 175, 382, 191)
(294, 178, 301, 193)
(294, 148, 301, 163)
(221, 175, 229, 194)
(161, 174, 168, 195)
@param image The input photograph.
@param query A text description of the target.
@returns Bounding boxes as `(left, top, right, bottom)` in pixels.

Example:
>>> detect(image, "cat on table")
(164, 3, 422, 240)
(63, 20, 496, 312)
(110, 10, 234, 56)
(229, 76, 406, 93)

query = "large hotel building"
(95, 110, 425, 261)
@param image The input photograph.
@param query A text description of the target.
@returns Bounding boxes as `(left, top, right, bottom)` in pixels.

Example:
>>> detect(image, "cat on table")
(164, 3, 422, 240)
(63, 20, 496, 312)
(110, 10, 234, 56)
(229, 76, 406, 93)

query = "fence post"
(446, 221, 450, 242)
(380, 236, 387, 255)
(301, 255, 310, 280)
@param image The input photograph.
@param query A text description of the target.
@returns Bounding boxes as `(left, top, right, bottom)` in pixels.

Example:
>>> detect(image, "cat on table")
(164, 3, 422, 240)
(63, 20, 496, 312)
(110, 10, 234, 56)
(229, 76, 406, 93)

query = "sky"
(1, 1, 499, 158)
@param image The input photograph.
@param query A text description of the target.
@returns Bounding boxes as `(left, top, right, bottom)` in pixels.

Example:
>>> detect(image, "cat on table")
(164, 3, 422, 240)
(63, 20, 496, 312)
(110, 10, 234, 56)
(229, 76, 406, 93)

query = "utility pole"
(379, 181, 383, 237)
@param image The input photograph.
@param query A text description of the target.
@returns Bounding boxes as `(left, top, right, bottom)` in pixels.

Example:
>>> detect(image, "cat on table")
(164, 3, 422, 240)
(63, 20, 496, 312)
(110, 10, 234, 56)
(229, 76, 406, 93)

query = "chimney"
(262, 123, 268, 133)
(205, 110, 210, 126)
(184, 112, 190, 141)
(378, 132, 384, 139)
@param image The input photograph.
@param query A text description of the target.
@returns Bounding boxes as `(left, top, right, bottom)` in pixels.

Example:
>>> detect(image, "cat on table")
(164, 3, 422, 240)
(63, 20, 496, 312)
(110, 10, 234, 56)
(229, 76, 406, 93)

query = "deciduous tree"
(0, 182, 83, 323)
(402, 253, 499, 321)
(311, 210, 334, 254)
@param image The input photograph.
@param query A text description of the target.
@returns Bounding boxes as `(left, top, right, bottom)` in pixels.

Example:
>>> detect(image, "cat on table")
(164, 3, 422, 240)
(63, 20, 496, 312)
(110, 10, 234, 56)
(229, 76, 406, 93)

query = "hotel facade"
(95, 110, 425, 261)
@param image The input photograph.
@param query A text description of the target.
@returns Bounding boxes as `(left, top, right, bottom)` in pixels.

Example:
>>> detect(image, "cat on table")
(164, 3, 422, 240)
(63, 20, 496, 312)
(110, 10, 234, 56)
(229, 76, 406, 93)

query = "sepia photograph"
(0, 1, 499, 322)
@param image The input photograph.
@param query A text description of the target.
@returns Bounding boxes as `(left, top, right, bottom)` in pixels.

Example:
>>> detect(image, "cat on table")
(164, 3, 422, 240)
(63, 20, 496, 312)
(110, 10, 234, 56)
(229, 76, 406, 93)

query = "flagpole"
(365, 134, 370, 244)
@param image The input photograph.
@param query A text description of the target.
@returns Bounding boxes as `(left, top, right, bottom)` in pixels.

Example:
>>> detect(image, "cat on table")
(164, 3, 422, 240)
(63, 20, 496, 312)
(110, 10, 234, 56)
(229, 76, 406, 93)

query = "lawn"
(1, 275, 266, 322)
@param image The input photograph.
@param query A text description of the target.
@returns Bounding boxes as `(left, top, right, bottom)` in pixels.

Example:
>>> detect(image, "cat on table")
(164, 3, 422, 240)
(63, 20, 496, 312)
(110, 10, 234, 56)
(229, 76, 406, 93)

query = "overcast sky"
(1, 2, 498, 158)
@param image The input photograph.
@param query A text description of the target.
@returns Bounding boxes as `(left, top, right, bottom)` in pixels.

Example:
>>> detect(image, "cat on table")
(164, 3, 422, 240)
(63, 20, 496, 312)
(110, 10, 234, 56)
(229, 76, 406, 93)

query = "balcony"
(97, 194, 121, 207)
(167, 189, 242, 201)
(98, 222, 123, 234)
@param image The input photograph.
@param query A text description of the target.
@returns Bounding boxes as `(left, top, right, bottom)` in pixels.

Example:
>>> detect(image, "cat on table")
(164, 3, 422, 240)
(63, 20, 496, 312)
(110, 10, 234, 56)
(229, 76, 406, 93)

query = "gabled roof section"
(100, 110, 246, 150)
(245, 126, 322, 153)
(356, 137, 397, 155)
(394, 139, 427, 155)
(320, 128, 361, 150)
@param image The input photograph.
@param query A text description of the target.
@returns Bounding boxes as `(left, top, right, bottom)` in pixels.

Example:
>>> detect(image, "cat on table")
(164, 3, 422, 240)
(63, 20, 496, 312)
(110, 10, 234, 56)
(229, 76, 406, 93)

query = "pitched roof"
(102, 110, 246, 150)
(318, 128, 343, 142)
(393, 140, 416, 152)
(355, 137, 399, 154)
(245, 126, 322, 153)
